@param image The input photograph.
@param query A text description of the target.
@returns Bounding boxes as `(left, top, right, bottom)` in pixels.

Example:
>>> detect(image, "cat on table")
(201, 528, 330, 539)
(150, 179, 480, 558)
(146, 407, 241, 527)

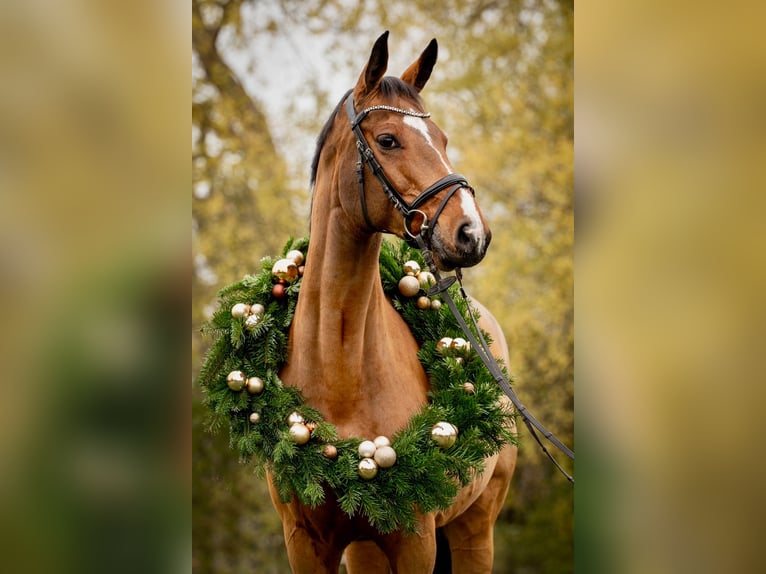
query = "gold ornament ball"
(430, 299, 442, 311)
(272, 283, 286, 298)
(245, 314, 261, 331)
(431, 421, 459, 449)
(463, 381, 476, 395)
(418, 271, 436, 290)
(246, 376, 264, 394)
(231, 303, 250, 318)
(373, 435, 391, 448)
(272, 258, 299, 283)
(358, 440, 377, 458)
(249, 303, 265, 317)
(226, 370, 246, 391)
(322, 444, 338, 459)
(416, 296, 431, 310)
(436, 337, 453, 355)
(287, 411, 305, 425)
(374, 445, 397, 468)
(358, 457, 379, 480)
(298, 265, 305, 277)
(286, 249, 305, 266)
(403, 260, 421, 276)
(398, 275, 421, 297)
(249, 412, 261, 424)
(288, 423, 311, 445)
(450, 337, 468, 353)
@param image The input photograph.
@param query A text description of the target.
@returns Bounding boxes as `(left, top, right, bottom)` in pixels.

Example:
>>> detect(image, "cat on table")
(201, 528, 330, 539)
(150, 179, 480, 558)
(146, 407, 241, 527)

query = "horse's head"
(318, 31, 492, 271)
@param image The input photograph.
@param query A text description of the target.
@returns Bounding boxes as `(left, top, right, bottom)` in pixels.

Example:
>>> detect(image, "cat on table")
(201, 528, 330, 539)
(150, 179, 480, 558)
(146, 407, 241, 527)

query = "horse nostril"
(456, 223, 478, 253)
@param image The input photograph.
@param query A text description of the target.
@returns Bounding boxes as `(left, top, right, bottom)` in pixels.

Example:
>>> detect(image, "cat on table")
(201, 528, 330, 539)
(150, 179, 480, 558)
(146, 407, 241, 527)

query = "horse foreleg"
(280, 521, 344, 574)
(344, 541, 391, 573)
(374, 516, 438, 574)
(442, 443, 517, 572)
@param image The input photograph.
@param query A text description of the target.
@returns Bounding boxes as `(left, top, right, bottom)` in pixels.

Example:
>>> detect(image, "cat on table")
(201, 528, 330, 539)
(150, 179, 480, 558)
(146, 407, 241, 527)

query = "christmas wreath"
(197, 237, 517, 534)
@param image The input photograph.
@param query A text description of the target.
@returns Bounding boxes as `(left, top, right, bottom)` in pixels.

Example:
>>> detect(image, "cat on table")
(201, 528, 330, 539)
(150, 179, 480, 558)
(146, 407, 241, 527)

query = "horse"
(269, 31, 518, 573)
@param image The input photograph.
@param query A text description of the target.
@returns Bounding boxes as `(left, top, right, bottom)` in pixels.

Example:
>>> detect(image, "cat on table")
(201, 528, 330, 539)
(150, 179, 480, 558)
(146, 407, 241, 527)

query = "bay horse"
(269, 32, 518, 573)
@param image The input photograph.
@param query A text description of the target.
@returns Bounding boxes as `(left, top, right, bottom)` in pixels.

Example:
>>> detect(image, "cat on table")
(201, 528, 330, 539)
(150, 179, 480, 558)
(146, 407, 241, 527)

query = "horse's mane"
(310, 77, 424, 187)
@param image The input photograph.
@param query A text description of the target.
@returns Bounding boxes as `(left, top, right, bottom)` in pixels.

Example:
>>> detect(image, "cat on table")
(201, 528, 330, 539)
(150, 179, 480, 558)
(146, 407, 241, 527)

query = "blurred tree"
(192, 1, 572, 572)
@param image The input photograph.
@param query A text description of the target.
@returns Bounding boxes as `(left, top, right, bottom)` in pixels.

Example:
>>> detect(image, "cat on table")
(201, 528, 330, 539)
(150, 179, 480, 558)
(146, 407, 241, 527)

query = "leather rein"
(346, 92, 574, 482)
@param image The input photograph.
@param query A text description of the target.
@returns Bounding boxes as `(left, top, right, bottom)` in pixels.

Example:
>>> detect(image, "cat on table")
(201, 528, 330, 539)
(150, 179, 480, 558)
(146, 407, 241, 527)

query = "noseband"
(345, 91, 474, 246)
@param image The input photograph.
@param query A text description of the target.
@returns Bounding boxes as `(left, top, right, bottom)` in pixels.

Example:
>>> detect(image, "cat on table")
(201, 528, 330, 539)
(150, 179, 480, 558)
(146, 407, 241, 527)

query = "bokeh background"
(191, 1, 573, 572)
(1, 1, 764, 573)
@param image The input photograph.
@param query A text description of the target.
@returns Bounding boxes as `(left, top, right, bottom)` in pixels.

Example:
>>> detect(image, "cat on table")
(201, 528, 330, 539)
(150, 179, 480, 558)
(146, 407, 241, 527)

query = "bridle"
(345, 90, 575, 482)
(345, 91, 473, 246)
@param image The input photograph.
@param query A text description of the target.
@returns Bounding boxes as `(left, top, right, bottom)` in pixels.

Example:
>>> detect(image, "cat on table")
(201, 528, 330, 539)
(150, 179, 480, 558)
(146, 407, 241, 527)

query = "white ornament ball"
(398, 275, 421, 297)
(418, 271, 436, 290)
(431, 421, 459, 449)
(249, 303, 265, 317)
(358, 457, 379, 480)
(226, 370, 246, 391)
(249, 412, 261, 424)
(463, 381, 476, 395)
(430, 299, 442, 311)
(374, 445, 397, 468)
(244, 314, 260, 331)
(287, 411, 305, 425)
(403, 260, 421, 276)
(288, 423, 311, 445)
(358, 440, 377, 459)
(286, 249, 305, 266)
(451, 337, 468, 353)
(436, 337, 453, 355)
(246, 376, 264, 394)
(231, 303, 250, 318)
(373, 436, 391, 448)
(272, 258, 299, 283)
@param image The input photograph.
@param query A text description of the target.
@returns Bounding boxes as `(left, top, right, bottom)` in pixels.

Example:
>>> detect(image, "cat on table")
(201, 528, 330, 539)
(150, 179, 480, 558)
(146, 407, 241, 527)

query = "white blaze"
(459, 188, 485, 251)
(402, 115, 451, 172)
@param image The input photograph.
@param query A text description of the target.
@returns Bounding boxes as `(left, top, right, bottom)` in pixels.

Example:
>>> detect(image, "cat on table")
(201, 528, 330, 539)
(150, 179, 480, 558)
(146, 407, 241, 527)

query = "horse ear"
(354, 31, 389, 102)
(400, 38, 438, 92)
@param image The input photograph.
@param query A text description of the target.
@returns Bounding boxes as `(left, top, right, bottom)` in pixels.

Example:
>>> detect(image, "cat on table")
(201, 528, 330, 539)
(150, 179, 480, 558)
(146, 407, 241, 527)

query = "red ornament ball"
(272, 283, 286, 298)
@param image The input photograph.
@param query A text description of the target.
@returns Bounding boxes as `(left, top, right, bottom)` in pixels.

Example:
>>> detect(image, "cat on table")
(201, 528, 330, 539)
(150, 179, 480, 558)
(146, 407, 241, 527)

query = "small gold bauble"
(358, 440, 377, 458)
(416, 296, 431, 310)
(358, 457, 379, 480)
(286, 249, 305, 266)
(249, 412, 261, 424)
(373, 435, 391, 448)
(244, 314, 260, 330)
(322, 444, 338, 459)
(249, 303, 265, 317)
(272, 258, 299, 282)
(226, 370, 246, 391)
(418, 271, 436, 290)
(374, 445, 397, 468)
(287, 412, 305, 425)
(298, 265, 305, 276)
(463, 381, 476, 395)
(436, 337, 453, 354)
(430, 299, 442, 311)
(398, 275, 421, 297)
(451, 337, 468, 353)
(431, 421, 459, 449)
(246, 376, 264, 394)
(403, 260, 421, 276)
(455, 357, 464, 365)
(305, 422, 317, 432)
(231, 303, 250, 318)
(288, 423, 311, 445)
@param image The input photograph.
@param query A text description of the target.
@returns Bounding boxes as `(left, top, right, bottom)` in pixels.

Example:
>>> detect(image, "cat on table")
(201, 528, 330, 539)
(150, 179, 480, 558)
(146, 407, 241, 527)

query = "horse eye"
(376, 134, 400, 150)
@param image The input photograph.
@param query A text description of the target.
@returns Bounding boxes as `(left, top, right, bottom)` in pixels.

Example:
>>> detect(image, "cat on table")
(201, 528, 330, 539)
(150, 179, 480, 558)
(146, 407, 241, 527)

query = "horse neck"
(285, 179, 429, 436)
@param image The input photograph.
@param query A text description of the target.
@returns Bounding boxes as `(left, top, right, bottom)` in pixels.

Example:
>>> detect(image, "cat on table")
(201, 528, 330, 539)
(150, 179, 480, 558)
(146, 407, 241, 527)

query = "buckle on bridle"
(404, 209, 429, 240)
